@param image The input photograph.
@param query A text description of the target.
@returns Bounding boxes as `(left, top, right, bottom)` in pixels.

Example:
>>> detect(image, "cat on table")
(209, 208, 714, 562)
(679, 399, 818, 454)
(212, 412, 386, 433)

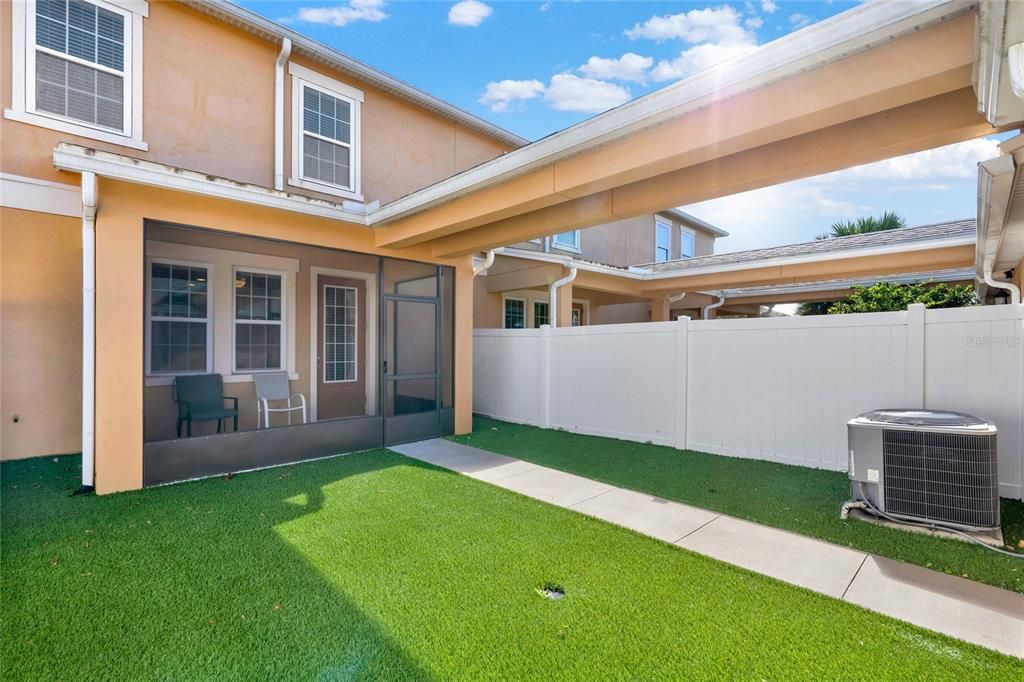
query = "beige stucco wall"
(0, 208, 83, 459)
(507, 211, 719, 267)
(0, 2, 514, 202)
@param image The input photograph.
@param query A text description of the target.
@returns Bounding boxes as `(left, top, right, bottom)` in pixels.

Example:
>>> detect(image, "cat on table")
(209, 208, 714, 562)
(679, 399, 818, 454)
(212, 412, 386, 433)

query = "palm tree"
(815, 211, 906, 240)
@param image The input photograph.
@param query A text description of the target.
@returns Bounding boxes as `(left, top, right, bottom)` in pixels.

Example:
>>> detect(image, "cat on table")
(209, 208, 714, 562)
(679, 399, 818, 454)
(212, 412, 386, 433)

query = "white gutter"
(472, 249, 497, 276)
(703, 292, 727, 320)
(976, 154, 1017, 303)
(273, 37, 292, 192)
(80, 172, 97, 493)
(668, 292, 687, 304)
(549, 267, 578, 328)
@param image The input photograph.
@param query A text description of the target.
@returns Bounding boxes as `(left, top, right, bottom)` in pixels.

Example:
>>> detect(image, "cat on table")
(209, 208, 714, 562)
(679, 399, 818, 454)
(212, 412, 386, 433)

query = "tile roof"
(639, 219, 976, 273)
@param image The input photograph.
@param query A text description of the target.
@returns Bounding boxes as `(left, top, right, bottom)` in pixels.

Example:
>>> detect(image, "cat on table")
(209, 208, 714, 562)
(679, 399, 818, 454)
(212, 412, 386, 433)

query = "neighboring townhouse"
(476, 219, 976, 327)
(475, 209, 727, 328)
(1, 0, 522, 489)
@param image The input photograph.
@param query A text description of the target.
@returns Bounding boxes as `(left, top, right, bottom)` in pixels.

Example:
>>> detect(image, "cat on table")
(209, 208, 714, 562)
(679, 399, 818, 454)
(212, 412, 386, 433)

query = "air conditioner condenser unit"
(847, 409, 1000, 531)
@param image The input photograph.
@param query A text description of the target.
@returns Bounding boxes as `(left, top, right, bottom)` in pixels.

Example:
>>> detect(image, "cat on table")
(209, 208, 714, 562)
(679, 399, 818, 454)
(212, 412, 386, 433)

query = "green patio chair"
(172, 374, 239, 437)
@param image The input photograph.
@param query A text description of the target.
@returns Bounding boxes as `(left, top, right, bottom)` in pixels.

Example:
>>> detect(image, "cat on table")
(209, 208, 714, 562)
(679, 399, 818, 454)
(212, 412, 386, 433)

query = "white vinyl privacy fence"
(473, 304, 1024, 499)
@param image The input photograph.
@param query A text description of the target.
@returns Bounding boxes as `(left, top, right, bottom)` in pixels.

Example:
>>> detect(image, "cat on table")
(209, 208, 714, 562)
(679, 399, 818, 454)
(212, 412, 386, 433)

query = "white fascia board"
(498, 234, 976, 284)
(52, 144, 368, 224)
(187, 0, 525, 149)
(367, 0, 972, 225)
(641, 236, 977, 282)
(976, 154, 1017, 278)
(0, 172, 81, 217)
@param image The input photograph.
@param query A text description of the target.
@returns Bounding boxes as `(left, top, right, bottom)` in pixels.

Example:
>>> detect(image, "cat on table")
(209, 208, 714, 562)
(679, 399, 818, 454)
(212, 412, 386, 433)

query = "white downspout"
(273, 37, 292, 192)
(983, 270, 1021, 304)
(79, 172, 97, 493)
(549, 267, 577, 328)
(702, 291, 726, 320)
(473, 249, 496, 276)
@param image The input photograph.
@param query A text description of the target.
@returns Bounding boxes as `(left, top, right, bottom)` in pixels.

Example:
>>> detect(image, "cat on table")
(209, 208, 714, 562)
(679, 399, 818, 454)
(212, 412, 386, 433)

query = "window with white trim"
(148, 261, 210, 374)
(552, 230, 580, 251)
(655, 219, 671, 262)
(503, 297, 526, 329)
(7, 0, 145, 147)
(323, 285, 357, 383)
(680, 227, 696, 258)
(533, 301, 549, 328)
(289, 63, 363, 200)
(234, 269, 285, 372)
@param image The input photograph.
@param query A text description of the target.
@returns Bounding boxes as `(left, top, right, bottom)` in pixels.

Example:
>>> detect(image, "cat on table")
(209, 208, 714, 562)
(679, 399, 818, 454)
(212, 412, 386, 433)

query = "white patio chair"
(253, 372, 307, 429)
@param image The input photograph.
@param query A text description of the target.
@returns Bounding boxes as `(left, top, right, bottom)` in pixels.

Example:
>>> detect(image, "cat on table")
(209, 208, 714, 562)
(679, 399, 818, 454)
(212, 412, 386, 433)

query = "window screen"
(235, 271, 283, 371)
(504, 299, 525, 329)
(680, 229, 695, 258)
(302, 85, 353, 189)
(149, 263, 208, 373)
(533, 301, 549, 328)
(34, 0, 126, 130)
(655, 220, 671, 262)
(323, 285, 357, 382)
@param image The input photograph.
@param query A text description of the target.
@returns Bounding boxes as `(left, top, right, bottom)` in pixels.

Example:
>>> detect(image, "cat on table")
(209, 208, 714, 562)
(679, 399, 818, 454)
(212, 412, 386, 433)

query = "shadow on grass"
(0, 452, 433, 680)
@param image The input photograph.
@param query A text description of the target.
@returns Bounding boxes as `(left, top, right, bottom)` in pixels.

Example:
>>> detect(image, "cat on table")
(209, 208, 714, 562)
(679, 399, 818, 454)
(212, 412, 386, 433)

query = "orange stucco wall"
(0, 208, 83, 459)
(0, 1, 514, 201)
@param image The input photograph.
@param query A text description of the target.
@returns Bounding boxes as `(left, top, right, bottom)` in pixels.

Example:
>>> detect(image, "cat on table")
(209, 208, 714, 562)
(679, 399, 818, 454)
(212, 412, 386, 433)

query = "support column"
(651, 295, 671, 322)
(454, 255, 475, 435)
(555, 269, 574, 328)
(94, 181, 144, 493)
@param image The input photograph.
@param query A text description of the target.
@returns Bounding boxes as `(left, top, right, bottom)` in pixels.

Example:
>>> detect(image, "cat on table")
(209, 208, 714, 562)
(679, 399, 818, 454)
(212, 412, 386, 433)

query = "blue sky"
(240, 0, 1007, 251)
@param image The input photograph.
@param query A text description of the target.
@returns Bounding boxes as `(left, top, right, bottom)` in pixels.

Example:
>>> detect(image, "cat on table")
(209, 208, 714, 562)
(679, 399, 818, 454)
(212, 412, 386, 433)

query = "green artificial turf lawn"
(3, 452, 1021, 679)
(453, 417, 1024, 594)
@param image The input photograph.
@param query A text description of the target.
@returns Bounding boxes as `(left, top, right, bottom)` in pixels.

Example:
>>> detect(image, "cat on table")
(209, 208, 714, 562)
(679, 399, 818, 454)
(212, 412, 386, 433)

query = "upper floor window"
(680, 228, 696, 258)
(655, 219, 672, 262)
(6, 0, 146, 149)
(289, 62, 364, 201)
(552, 230, 580, 252)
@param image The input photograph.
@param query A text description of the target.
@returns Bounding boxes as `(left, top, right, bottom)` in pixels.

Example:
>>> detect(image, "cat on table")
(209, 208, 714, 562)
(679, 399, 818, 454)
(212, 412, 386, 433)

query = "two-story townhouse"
(474, 209, 728, 328)
(0, 0, 524, 491)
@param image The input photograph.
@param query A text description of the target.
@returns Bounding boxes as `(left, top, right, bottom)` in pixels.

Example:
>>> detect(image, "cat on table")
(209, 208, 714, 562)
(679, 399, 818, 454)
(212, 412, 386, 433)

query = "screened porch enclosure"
(141, 222, 455, 485)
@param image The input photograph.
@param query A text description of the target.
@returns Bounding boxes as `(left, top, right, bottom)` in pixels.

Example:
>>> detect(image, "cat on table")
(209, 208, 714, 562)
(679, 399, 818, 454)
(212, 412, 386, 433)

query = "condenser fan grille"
(882, 429, 999, 528)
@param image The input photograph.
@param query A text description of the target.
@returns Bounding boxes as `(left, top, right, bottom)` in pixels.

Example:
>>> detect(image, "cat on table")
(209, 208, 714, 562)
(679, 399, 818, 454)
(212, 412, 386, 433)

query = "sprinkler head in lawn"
(536, 583, 565, 600)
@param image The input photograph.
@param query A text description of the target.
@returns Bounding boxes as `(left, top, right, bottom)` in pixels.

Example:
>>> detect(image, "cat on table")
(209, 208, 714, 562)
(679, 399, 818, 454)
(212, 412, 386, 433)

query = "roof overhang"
(721, 268, 975, 302)
(53, 144, 370, 224)
(658, 209, 730, 237)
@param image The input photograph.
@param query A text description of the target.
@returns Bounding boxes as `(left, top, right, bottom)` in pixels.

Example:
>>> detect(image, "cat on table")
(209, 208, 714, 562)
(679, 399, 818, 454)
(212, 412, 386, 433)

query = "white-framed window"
(655, 218, 672, 262)
(503, 296, 526, 329)
(680, 227, 696, 258)
(533, 301, 549, 328)
(146, 259, 212, 375)
(552, 230, 581, 252)
(289, 62, 363, 201)
(6, 0, 147, 149)
(322, 284, 358, 383)
(233, 267, 286, 373)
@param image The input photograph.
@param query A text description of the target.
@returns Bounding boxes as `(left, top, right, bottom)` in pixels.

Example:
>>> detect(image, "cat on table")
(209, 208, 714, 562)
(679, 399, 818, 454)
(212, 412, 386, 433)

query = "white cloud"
(626, 5, 758, 83)
(478, 79, 545, 112)
(789, 13, 812, 29)
(744, 16, 763, 29)
(578, 53, 653, 84)
(650, 41, 757, 81)
(544, 73, 631, 113)
(291, 0, 387, 26)
(448, 0, 493, 27)
(539, 1, 551, 11)
(684, 138, 1001, 251)
(761, 0, 778, 13)
(625, 6, 751, 46)
(819, 138, 1001, 182)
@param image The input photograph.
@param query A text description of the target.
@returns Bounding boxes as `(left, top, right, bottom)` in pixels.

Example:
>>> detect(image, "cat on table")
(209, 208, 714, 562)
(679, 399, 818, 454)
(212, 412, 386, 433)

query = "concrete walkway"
(390, 438, 1024, 659)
